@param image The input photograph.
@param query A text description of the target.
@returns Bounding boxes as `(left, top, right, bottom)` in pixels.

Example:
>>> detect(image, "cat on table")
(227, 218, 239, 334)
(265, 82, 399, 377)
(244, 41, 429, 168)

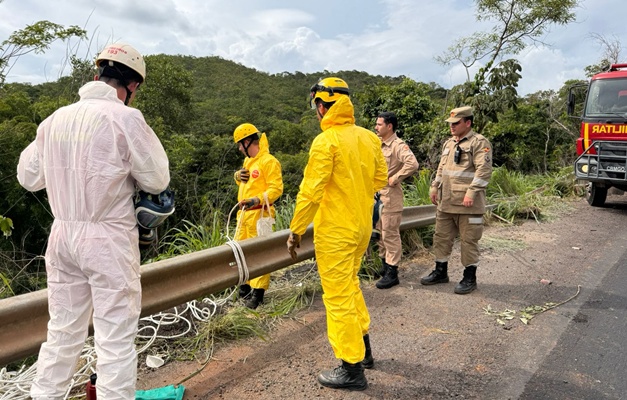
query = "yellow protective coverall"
(235, 133, 283, 290)
(290, 96, 388, 363)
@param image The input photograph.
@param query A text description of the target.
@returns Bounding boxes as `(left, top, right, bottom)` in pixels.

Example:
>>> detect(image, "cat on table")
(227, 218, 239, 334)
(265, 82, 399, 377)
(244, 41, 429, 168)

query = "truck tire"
(586, 183, 608, 207)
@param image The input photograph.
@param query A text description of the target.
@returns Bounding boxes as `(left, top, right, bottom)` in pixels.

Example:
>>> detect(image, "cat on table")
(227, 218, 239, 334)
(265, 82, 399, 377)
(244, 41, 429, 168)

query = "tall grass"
(0, 253, 46, 299)
(273, 194, 296, 231)
(487, 166, 576, 223)
(403, 169, 434, 206)
(154, 214, 226, 261)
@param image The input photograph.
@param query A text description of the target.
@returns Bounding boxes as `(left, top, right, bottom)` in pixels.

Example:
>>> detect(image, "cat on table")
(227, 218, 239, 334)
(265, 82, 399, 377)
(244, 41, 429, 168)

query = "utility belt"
(247, 203, 273, 211)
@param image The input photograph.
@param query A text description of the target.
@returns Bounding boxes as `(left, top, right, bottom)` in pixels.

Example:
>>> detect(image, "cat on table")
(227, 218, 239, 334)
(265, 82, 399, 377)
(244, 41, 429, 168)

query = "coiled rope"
(225, 202, 250, 286)
(0, 203, 251, 399)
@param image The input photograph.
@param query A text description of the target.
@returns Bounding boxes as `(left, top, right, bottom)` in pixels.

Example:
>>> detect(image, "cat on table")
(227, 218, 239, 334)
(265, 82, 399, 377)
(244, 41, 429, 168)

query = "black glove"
(239, 197, 260, 209)
(234, 168, 250, 183)
(287, 232, 301, 261)
(138, 226, 156, 249)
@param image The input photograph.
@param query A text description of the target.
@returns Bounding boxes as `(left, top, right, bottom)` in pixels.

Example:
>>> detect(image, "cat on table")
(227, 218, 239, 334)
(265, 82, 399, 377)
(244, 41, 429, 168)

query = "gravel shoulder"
(137, 196, 627, 399)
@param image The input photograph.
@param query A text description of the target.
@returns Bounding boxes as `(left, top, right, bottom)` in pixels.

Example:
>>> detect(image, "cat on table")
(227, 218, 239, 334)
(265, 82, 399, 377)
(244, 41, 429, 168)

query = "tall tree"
(356, 77, 439, 166)
(0, 9, 85, 239)
(436, 0, 578, 131)
(584, 33, 624, 78)
(0, 17, 86, 86)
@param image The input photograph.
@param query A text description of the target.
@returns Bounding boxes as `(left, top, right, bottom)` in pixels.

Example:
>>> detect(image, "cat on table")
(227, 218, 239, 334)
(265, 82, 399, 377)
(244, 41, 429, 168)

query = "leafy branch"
(484, 284, 581, 326)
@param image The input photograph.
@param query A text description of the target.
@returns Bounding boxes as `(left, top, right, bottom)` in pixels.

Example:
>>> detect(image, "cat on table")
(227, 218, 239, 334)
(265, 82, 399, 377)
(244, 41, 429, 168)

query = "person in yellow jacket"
(287, 77, 388, 391)
(421, 106, 493, 294)
(233, 123, 283, 309)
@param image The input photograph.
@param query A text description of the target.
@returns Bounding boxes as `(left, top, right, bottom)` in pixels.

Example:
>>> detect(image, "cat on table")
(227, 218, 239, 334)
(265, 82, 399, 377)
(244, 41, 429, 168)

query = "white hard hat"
(95, 43, 146, 83)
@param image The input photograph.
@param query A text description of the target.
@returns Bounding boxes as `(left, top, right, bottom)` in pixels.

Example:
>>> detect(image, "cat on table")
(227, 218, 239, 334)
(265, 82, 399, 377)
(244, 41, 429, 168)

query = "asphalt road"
(484, 197, 627, 400)
(519, 242, 627, 399)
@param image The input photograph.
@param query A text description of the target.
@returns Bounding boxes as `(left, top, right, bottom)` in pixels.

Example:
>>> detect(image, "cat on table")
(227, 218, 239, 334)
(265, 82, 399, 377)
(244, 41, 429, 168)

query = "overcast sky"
(1, 0, 625, 96)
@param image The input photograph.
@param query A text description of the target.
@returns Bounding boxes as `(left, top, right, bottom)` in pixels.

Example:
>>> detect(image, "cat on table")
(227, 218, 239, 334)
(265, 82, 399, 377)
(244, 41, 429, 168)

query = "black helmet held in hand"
(134, 188, 175, 229)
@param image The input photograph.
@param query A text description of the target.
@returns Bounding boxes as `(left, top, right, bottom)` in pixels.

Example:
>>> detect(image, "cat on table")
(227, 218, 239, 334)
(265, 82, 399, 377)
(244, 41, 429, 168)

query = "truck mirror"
(567, 91, 575, 115)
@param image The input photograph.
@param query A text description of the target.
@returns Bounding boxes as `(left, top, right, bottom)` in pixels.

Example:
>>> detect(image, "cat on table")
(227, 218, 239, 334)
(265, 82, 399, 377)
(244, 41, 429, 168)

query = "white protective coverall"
(290, 95, 388, 363)
(17, 81, 170, 400)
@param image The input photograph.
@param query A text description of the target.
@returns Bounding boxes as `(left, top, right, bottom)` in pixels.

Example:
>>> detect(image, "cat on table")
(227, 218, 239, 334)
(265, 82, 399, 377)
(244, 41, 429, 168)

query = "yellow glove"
(234, 168, 250, 183)
(287, 232, 301, 261)
(239, 197, 260, 209)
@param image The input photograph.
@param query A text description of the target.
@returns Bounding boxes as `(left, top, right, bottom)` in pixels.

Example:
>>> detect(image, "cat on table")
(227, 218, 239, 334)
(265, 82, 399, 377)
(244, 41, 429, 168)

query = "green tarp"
(136, 385, 185, 400)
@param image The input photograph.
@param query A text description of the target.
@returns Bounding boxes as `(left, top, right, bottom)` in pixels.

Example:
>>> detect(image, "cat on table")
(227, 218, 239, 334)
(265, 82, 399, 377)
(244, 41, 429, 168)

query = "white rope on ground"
(0, 293, 231, 398)
(0, 202, 252, 398)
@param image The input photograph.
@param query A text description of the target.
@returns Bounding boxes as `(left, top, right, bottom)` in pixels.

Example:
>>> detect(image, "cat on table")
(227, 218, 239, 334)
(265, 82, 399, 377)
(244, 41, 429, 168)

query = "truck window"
(585, 79, 627, 115)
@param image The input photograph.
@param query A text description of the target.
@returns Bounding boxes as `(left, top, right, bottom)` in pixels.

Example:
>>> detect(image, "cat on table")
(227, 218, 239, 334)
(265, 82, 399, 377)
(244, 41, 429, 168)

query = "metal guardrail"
(0, 205, 436, 367)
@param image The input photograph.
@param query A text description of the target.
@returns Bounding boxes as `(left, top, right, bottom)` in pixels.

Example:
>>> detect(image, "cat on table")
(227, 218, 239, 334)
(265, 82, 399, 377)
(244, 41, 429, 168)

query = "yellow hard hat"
(95, 43, 146, 83)
(309, 77, 350, 108)
(233, 123, 260, 143)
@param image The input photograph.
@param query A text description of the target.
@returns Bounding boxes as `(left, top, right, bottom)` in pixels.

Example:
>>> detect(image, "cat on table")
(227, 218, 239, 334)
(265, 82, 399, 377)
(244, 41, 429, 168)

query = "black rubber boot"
(374, 258, 388, 279)
(420, 261, 449, 285)
(238, 284, 252, 299)
(376, 264, 399, 289)
(454, 265, 477, 294)
(318, 360, 367, 390)
(362, 334, 374, 369)
(244, 288, 265, 309)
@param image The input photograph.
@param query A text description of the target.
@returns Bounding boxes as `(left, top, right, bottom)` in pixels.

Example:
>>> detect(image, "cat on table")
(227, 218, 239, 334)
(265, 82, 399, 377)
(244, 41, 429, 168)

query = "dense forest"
(0, 54, 583, 266)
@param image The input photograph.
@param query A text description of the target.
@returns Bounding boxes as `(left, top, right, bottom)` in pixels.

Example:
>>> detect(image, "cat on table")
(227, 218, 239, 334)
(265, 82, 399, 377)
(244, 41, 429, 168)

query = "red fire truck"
(568, 63, 627, 206)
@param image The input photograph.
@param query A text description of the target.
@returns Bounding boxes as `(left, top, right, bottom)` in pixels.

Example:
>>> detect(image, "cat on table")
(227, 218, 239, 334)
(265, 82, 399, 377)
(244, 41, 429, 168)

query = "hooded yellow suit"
(235, 133, 283, 289)
(290, 96, 387, 363)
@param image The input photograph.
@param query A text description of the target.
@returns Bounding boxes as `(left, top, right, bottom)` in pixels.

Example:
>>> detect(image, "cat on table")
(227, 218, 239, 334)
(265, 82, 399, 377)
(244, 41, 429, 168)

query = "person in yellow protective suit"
(18, 43, 170, 400)
(233, 123, 283, 309)
(287, 77, 388, 391)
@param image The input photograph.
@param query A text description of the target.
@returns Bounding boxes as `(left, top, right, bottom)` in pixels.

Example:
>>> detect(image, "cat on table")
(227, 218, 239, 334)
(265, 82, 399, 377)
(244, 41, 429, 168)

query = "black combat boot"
(238, 284, 252, 299)
(362, 334, 374, 369)
(374, 258, 388, 279)
(420, 261, 449, 285)
(376, 264, 399, 289)
(244, 288, 265, 309)
(454, 265, 477, 294)
(318, 360, 367, 390)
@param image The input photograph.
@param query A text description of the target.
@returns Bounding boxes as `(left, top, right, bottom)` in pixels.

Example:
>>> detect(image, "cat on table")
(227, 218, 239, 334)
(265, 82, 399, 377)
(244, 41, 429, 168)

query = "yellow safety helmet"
(95, 43, 146, 83)
(309, 77, 350, 109)
(233, 123, 260, 143)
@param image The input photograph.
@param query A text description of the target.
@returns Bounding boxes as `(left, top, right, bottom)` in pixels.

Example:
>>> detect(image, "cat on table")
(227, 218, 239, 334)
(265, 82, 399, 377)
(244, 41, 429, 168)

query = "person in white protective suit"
(287, 77, 388, 391)
(17, 43, 170, 400)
